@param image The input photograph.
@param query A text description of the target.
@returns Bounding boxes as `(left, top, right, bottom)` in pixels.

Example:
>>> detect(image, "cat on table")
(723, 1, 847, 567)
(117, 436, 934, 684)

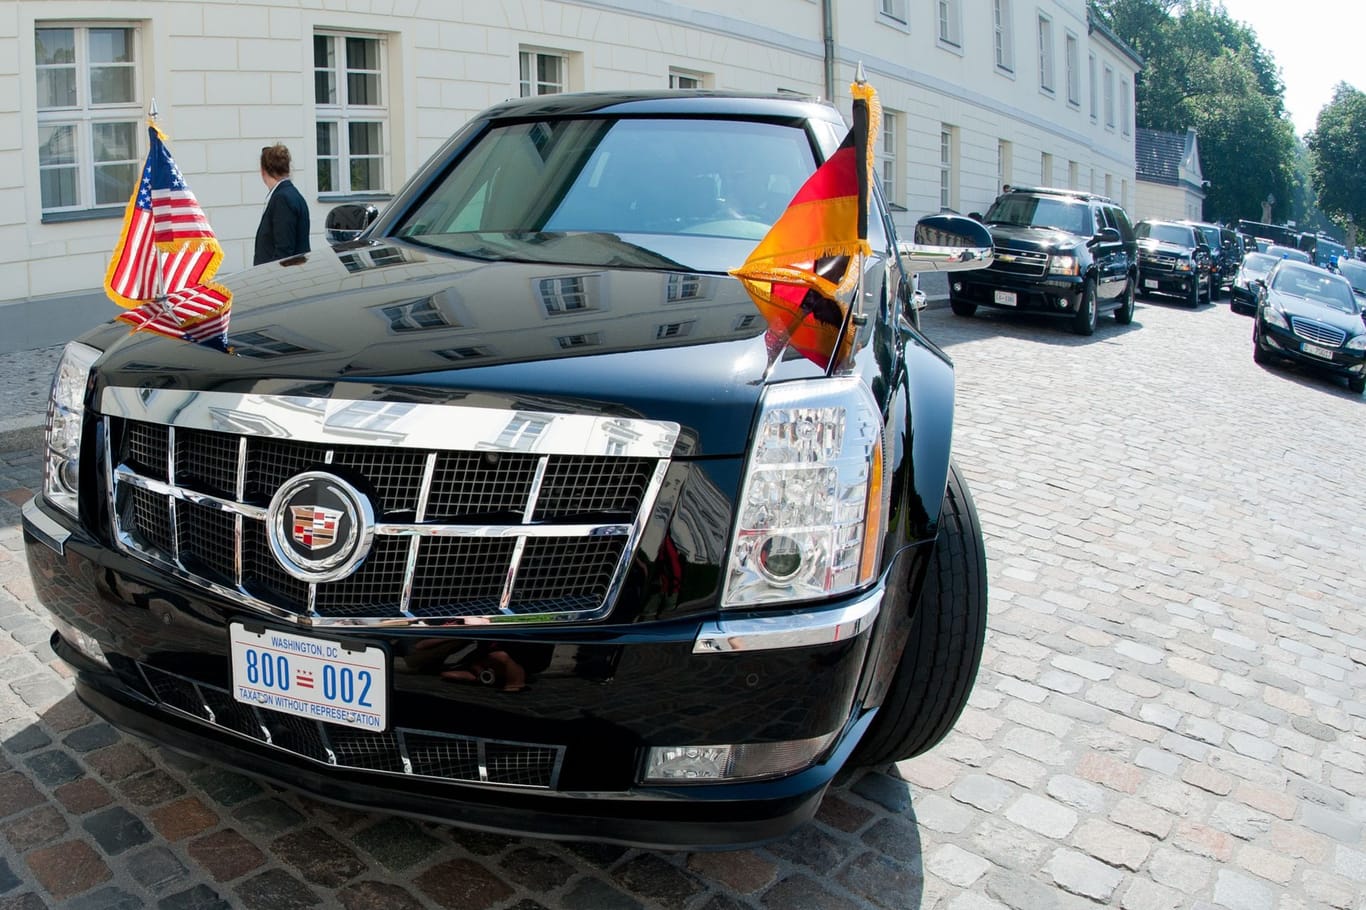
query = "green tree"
(1091, 0, 1296, 221)
(1306, 83, 1366, 241)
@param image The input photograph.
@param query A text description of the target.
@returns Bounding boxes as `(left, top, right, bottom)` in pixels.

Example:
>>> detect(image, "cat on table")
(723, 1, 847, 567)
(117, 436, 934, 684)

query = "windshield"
(1193, 225, 1220, 249)
(1340, 260, 1366, 295)
(984, 195, 1091, 235)
(1239, 253, 1277, 277)
(1136, 223, 1196, 246)
(1270, 266, 1359, 313)
(395, 117, 820, 272)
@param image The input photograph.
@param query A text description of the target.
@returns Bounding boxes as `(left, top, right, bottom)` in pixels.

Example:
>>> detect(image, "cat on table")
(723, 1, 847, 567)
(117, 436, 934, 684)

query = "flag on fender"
(730, 76, 880, 369)
(104, 122, 233, 351)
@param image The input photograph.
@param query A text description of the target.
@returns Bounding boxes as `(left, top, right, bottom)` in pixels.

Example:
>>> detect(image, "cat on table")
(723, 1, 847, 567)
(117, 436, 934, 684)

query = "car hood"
(984, 223, 1082, 252)
(80, 239, 806, 457)
(1268, 290, 1366, 337)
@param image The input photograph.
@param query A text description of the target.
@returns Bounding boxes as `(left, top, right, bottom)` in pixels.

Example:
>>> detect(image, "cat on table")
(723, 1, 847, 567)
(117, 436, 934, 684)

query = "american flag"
(104, 123, 233, 351)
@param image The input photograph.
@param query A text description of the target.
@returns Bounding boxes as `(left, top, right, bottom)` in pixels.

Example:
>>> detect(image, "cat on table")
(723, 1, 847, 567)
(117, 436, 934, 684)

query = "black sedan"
(1252, 261, 1366, 394)
(1229, 251, 1279, 314)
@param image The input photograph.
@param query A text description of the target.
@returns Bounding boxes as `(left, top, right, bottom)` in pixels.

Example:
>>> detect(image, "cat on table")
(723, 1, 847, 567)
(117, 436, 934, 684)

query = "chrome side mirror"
(898, 214, 993, 272)
(326, 203, 380, 246)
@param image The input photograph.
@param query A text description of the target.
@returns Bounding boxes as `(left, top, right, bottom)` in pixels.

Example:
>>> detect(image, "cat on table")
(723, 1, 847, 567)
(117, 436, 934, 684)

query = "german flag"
(731, 77, 880, 369)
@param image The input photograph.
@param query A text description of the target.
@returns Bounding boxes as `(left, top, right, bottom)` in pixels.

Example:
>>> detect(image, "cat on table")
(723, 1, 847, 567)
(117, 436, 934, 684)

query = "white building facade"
(1, 0, 1140, 306)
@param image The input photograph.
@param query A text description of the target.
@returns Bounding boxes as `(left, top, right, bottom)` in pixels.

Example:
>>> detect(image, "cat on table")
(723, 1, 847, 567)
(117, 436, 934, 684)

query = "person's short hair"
(260, 143, 292, 179)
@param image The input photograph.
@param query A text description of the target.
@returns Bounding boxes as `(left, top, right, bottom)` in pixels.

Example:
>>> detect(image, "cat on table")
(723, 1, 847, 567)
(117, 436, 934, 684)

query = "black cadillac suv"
(23, 91, 993, 849)
(1136, 219, 1213, 307)
(950, 185, 1138, 335)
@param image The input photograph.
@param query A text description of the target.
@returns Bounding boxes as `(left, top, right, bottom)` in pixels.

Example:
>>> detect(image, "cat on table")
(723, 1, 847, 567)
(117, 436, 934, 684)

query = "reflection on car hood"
(1268, 289, 1366, 337)
(79, 240, 801, 457)
(984, 223, 1081, 251)
(1138, 238, 1193, 255)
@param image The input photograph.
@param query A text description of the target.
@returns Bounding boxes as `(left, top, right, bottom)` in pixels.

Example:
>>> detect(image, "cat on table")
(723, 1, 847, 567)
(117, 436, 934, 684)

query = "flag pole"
(145, 98, 180, 327)
(850, 63, 869, 330)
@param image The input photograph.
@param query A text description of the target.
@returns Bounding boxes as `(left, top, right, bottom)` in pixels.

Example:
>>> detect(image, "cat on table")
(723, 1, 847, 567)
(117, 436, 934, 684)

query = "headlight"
(1048, 255, 1079, 276)
(723, 377, 886, 608)
(1346, 335, 1366, 352)
(1262, 304, 1288, 329)
(44, 342, 100, 518)
(1175, 260, 1193, 272)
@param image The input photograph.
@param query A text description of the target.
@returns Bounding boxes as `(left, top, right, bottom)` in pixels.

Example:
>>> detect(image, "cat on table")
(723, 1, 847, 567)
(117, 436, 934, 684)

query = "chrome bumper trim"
(693, 589, 882, 654)
(22, 497, 71, 556)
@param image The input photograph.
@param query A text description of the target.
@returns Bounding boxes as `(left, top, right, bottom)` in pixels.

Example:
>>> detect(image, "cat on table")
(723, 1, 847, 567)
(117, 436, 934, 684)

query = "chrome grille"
(138, 664, 563, 788)
(1140, 253, 1179, 273)
(103, 389, 677, 628)
(1289, 318, 1346, 347)
(989, 247, 1048, 277)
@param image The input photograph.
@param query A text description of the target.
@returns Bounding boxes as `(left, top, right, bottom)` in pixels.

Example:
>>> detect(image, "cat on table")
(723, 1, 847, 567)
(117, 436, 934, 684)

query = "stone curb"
(0, 415, 44, 455)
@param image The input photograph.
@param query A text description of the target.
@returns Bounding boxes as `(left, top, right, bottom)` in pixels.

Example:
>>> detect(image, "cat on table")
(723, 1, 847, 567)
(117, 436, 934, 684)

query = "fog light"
(643, 733, 836, 783)
(951, 281, 962, 293)
(52, 617, 110, 669)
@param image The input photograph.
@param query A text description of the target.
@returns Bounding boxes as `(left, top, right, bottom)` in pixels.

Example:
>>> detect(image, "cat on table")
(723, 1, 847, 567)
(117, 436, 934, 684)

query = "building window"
(1104, 173, 1113, 198)
(1037, 15, 1053, 93)
(1065, 33, 1080, 106)
(669, 70, 704, 89)
(495, 415, 549, 450)
(939, 126, 958, 211)
(655, 321, 695, 340)
(555, 333, 601, 350)
(315, 31, 388, 194)
(993, 0, 1014, 72)
(1104, 64, 1115, 128)
(1041, 152, 1053, 186)
(520, 49, 567, 97)
(436, 346, 491, 361)
(232, 330, 313, 358)
(1068, 160, 1079, 190)
(1088, 53, 1098, 120)
(879, 0, 908, 25)
(997, 139, 1012, 192)
(35, 24, 143, 214)
(1121, 179, 1128, 210)
(666, 273, 707, 302)
(1121, 80, 1132, 136)
(937, 1, 962, 47)
(538, 276, 596, 314)
(380, 297, 456, 333)
(878, 110, 900, 206)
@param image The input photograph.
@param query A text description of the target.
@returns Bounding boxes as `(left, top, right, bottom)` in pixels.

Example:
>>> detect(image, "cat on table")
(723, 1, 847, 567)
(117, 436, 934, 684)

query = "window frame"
(35, 22, 144, 217)
(1064, 31, 1080, 107)
(878, 109, 901, 208)
(939, 125, 958, 212)
(314, 29, 391, 196)
(936, 0, 962, 49)
(993, 0, 1015, 73)
(878, 0, 909, 26)
(1088, 53, 1098, 121)
(520, 48, 569, 97)
(1104, 63, 1116, 129)
(997, 139, 1012, 193)
(1037, 14, 1054, 94)
(1121, 79, 1132, 136)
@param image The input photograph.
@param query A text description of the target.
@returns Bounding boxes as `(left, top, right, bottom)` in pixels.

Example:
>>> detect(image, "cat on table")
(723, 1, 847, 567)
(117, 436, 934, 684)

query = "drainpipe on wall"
(821, 0, 835, 102)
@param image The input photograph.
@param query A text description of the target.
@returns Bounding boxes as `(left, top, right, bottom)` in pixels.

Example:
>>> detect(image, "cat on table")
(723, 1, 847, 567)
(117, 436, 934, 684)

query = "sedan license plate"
(1301, 342, 1336, 360)
(229, 623, 387, 731)
(1144, 279, 1159, 289)
(993, 290, 1017, 306)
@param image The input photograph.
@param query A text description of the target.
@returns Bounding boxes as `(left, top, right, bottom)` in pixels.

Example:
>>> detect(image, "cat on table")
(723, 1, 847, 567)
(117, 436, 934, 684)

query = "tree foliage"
(1306, 83, 1366, 237)
(1091, 0, 1296, 222)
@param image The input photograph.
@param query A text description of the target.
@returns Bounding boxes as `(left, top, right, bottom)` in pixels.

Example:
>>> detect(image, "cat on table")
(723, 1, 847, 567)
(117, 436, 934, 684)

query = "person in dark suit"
(254, 143, 310, 265)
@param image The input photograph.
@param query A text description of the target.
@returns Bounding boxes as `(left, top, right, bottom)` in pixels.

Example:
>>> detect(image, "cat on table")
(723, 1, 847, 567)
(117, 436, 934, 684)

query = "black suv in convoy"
(949, 185, 1138, 335)
(1179, 220, 1231, 300)
(1135, 219, 1213, 307)
(23, 91, 992, 849)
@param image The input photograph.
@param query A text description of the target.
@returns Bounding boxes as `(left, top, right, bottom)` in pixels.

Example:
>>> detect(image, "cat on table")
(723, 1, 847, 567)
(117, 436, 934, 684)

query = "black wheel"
(1072, 278, 1097, 335)
(950, 297, 977, 318)
(1187, 278, 1201, 309)
(1207, 277, 1221, 302)
(1114, 276, 1135, 325)
(1350, 374, 1365, 395)
(1253, 323, 1272, 365)
(851, 461, 987, 765)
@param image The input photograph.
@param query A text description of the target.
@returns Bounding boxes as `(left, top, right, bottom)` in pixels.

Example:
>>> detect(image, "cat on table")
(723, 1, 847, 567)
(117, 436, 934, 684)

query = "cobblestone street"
(2, 295, 1364, 909)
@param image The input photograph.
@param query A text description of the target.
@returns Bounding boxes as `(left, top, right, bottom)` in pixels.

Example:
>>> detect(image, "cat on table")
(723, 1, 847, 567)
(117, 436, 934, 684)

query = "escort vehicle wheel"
(1072, 278, 1097, 335)
(950, 297, 977, 318)
(852, 460, 987, 765)
(1253, 324, 1272, 365)
(1114, 276, 1135, 325)
(1349, 374, 1365, 395)
(1187, 279, 1200, 308)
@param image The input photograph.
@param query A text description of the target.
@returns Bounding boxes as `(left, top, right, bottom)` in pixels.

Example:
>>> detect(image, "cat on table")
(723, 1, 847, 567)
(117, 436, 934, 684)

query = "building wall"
(1, 0, 1140, 306)
(1134, 181, 1204, 223)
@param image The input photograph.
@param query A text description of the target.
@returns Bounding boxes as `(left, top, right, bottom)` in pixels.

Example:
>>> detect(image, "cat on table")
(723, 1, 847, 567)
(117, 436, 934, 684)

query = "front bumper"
(954, 273, 1084, 316)
(1138, 267, 1199, 299)
(1257, 322, 1366, 377)
(23, 495, 895, 849)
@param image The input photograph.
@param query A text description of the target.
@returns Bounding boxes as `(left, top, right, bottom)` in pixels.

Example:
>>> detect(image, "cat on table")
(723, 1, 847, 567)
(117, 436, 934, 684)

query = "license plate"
(993, 290, 1017, 306)
(1144, 279, 1159, 289)
(1302, 342, 1336, 360)
(229, 623, 387, 731)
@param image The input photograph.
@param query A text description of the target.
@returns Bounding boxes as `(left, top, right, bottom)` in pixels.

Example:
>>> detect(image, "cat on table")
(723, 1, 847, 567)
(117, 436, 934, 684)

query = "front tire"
(1187, 278, 1201, 309)
(950, 297, 977, 318)
(1349, 374, 1365, 395)
(1072, 278, 1098, 335)
(1253, 323, 1272, 365)
(851, 461, 987, 765)
(1114, 276, 1135, 325)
